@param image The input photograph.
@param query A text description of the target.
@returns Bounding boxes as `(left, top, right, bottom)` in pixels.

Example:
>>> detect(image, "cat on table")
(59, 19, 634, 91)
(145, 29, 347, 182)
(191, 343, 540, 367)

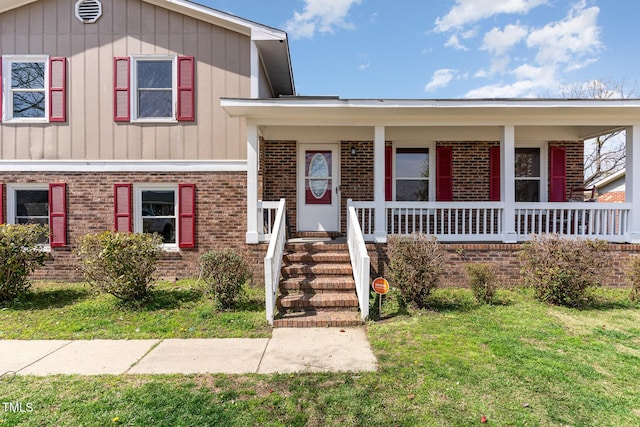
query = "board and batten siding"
(0, 0, 251, 161)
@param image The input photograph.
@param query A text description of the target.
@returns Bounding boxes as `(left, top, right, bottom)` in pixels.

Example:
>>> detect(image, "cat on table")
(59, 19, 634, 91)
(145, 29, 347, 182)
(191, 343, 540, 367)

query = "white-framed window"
(390, 144, 435, 201)
(2, 55, 48, 122)
(7, 184, 50, 245)
(134, 185, 177, 246)
(130, 55, 176, 122)
(515, 144, 548, 202)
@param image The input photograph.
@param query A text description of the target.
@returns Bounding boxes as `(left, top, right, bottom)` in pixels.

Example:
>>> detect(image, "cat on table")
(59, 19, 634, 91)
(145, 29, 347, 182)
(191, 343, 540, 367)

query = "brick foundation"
(368, 242, 639, 289)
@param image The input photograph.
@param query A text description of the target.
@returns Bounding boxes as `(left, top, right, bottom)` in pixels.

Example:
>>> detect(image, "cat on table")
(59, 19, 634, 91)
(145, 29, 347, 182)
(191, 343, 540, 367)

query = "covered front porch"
(223, 98, 640, 323)
(222, 98, 640, 245)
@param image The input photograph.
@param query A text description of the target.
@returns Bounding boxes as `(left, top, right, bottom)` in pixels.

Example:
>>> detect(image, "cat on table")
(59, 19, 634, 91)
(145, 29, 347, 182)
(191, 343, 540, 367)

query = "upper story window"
(114, 55, 194, 123)
(1, 55, 67, 123)
(134, 57, 174, 120)
(9, 59, 46, 119)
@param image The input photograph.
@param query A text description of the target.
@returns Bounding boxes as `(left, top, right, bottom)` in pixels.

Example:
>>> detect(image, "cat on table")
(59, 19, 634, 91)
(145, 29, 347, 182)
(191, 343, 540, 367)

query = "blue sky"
(201, 0, 640, 99)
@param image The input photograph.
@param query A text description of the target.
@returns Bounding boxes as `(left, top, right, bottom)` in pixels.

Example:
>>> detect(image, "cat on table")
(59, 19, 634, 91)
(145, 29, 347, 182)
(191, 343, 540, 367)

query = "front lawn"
(1, 287, 639, 426)
(0, 280, 269, 339)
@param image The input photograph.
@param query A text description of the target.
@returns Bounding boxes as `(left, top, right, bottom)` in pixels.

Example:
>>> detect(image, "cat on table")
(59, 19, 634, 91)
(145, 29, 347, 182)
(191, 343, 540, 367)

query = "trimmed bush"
(0, 224, 48, 302)
(465, 262, 498, 304)
(77, 231, 162, 304)
(520, 234, 606, 307)
(200, 249, 251, 309)
(387, 233, 444, 308)
(627, 256, 640, 302)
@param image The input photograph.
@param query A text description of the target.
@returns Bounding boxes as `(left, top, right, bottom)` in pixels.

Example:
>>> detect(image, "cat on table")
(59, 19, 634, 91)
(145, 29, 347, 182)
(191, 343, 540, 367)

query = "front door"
(298, 144, 340, 232)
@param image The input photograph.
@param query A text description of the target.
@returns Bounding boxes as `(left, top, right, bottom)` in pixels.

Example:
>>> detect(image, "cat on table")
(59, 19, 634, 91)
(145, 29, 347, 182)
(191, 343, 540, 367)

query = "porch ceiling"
(222, 98, 640, 139)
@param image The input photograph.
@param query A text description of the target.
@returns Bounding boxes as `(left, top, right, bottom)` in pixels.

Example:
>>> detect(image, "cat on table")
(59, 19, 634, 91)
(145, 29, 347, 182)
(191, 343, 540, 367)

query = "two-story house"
(0, 0, 293, 279)
(4, 0, 640, 327)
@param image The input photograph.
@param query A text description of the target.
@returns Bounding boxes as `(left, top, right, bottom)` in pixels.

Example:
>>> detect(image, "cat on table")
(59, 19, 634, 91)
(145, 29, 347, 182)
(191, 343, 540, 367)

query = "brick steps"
(278, 292, 359, 309)
(275, 240, 364, 328)
(273, 310, 362, 328)
(280, 276, 355, 292)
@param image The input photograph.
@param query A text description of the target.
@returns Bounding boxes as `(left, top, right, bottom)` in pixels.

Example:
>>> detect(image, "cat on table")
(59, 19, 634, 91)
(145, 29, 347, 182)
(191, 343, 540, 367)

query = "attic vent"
(75, 0, 102, 24)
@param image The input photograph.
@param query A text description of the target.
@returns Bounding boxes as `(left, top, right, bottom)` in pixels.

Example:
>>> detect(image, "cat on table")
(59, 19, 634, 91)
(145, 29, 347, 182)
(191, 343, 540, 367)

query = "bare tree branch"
(561, 78, 638, 187)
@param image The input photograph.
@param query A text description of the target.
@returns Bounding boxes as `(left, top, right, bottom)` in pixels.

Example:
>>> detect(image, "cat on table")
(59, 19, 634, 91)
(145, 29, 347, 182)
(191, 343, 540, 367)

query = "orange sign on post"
(372, 277, 389, 295)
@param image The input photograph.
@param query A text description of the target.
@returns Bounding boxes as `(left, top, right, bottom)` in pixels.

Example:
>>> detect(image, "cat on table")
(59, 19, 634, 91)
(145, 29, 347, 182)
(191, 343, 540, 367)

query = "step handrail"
(264, 198, 287, 325)
(347, 199, 370, 321)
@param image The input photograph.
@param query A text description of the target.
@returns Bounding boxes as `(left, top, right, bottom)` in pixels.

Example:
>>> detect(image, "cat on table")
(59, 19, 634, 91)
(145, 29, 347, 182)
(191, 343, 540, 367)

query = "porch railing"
(350, 201, 631, 242)
(347, 200, 370, 321)
(258, 200, 281, 242)
(515, 202, 631, 242)
(263, 198, 287, 325)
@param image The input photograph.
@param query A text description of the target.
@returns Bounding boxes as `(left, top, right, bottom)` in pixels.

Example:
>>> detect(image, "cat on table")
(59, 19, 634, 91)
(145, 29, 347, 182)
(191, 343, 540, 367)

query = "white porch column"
(627, 126, 640, 243)
(246, 124, 260, 244)
(374, 126, 387, 243)
(501, 125, 517, 243)
(250, 39, 259, 98)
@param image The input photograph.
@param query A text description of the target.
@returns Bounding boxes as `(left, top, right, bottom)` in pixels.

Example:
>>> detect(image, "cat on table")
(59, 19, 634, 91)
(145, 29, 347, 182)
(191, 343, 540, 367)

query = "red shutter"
(0, 184, 4, 224)
(178, 184, 195, 248)
(114, 57, 130, 122)
(489, 146, 501, 201)
(49, 183, 67, 247)
(0, 56, 2, 122)
(385, 146, 392, 201)
(114, 184, 132, 232)
(436, 146, 453, 201)
(49, 57, 66, 122)
(550, 146, 567, 202)
(177, 56, 195, 121)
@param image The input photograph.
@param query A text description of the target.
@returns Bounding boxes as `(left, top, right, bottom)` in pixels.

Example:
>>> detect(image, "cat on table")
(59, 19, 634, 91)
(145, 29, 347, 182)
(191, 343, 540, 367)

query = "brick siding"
(598, 191, 625, 203)
(262, 141, 297, 230)
(549, 141, 584, 201)
(0, 172, 253, 281)
(368, 242, 640, 289)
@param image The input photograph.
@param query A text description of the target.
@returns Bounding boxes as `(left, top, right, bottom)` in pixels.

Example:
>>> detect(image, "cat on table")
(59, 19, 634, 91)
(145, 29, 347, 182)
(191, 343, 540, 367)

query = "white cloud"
(481, 23, 529, 56)
(464, 79, 550, 98)
(526, 0, 601, 67)
(434, 0, 548, 32)
(445, 34, 468, 50)
(285, 0, 362, 39)
(425, 69, 457, 92)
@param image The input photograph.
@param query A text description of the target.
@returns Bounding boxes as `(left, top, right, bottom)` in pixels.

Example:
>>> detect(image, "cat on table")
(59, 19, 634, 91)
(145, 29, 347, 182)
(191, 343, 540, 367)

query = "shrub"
(465, 262, 498, 304)
(200, 249, 251, 309)
(77, 231, 162, 304)
(0, 224, 48, 302)
(627, 256, 640, 302)
(520, 234, 607, 307)
(387, 233, 444, 308)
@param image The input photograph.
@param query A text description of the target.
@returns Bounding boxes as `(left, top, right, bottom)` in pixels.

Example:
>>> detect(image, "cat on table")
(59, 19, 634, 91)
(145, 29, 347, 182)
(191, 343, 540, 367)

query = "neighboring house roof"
(222, 97, 640, 139)
(0, 0, 295, 97)
(592, 169, 626, 190)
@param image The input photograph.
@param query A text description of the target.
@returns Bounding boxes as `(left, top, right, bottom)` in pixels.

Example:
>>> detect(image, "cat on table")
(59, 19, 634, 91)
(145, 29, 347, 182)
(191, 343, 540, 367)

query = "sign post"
(372, 277, 390, 316)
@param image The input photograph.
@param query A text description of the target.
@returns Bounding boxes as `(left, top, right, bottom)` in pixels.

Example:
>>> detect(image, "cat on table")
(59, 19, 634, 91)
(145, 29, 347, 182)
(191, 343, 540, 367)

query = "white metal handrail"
(263, 198, 287, 325)
(347, 199, 370, 321)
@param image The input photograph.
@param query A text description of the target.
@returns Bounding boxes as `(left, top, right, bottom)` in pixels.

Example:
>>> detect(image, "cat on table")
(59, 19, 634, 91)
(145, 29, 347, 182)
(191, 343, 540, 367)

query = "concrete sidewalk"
(1, 328, 378, 376)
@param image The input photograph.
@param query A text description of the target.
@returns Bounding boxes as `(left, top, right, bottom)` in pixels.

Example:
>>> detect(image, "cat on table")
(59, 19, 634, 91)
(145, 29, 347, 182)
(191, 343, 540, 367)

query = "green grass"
(1, 286, 640, 426)
(0, 280, 270, 339)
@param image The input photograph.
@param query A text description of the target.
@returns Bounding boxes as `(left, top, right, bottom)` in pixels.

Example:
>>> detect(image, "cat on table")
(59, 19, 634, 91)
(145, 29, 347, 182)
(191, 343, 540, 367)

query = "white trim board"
(0, 160, 248, 173)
